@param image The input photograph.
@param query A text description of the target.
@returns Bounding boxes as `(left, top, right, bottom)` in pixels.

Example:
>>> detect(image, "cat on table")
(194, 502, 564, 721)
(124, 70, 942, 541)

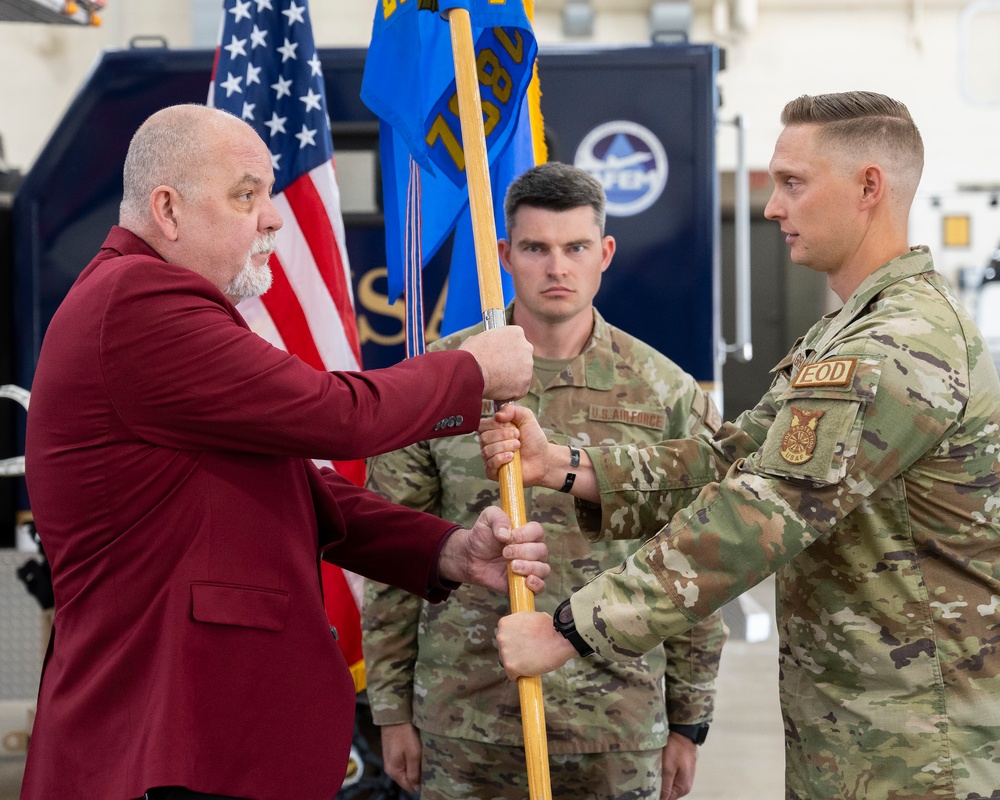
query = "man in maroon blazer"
(21, 104, 548, 800)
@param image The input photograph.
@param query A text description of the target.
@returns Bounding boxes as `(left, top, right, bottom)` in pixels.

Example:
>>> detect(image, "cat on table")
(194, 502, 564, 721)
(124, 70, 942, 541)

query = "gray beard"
(226, 233, 275, 302)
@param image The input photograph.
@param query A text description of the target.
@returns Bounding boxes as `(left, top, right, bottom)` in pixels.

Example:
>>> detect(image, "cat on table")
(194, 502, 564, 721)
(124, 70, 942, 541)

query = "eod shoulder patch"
(792, 358, 857, 389)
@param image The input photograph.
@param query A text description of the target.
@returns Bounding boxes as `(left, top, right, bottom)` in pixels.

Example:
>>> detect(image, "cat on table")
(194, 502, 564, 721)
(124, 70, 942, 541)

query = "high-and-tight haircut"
(780, 91, 924, 192)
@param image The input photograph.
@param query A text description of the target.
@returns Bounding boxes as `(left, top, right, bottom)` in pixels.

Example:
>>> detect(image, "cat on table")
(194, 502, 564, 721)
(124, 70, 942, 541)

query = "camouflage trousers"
(418, 731, 662, 799)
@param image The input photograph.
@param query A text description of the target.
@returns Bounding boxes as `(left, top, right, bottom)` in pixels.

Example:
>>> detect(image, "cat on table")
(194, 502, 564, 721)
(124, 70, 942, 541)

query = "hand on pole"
(459, 326, 534, 401)
(479, 404, 551, 486)
(439, 506, 548, 595)
(496, 609, 575, 680)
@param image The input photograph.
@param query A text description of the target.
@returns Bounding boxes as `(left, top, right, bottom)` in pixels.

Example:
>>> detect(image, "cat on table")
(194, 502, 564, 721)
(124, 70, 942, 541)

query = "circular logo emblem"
(574, 121, 668, 217)
(779, 425, 817, 464)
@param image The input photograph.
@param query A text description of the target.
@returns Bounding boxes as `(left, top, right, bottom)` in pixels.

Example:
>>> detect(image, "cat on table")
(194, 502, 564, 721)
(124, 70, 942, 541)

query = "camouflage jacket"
(574, 249, 1000, 798)
(362, 307, 725, 753)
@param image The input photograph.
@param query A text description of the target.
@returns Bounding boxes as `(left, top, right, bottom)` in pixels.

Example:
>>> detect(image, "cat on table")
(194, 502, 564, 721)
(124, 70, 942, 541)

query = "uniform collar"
(507, 303, 616, 392)
(803, 246, 935, 355)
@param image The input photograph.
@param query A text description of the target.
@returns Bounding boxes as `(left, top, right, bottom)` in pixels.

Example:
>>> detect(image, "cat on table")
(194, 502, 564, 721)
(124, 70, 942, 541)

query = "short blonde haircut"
(781, 91, 923, 197)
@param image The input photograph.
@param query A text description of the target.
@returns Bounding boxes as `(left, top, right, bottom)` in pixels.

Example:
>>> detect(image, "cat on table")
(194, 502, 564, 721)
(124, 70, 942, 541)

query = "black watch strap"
(558, 445, 580, 493)
(552, 598, 594, 657)
(668, 722, 709, 745)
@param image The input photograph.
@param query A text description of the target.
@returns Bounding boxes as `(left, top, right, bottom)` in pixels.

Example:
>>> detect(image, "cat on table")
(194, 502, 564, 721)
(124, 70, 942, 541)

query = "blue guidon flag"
(361, 0, 539, 350)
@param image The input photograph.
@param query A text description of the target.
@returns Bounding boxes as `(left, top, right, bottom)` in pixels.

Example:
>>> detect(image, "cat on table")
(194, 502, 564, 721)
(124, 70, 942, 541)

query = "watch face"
(556, 602, 574, 626)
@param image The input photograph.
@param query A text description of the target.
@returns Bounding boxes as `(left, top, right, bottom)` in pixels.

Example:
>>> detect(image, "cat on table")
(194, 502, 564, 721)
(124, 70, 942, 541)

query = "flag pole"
(444, 7, 552, 800)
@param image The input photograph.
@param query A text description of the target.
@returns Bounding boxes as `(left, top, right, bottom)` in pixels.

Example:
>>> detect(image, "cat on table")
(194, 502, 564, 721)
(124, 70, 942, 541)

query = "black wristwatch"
(668, 722, 710, 745)
(552, 599, 595, 657)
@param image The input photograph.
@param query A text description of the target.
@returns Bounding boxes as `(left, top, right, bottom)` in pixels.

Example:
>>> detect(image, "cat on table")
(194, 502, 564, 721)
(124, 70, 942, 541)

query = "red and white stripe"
(238, 159, 361, 373)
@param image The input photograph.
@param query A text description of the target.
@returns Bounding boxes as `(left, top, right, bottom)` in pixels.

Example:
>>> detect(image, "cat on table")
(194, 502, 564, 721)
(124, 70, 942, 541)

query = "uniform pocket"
(757, 357, 883, 485)
(190, 582, 289, 631)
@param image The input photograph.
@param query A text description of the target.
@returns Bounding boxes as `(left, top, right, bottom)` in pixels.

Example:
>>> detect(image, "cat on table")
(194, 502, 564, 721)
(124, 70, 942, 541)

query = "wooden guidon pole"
(444, 7, 552, 800)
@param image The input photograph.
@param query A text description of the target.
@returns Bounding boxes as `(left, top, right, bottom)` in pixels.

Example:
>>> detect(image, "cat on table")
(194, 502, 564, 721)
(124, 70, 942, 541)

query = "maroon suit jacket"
(22, 227, 484, 800)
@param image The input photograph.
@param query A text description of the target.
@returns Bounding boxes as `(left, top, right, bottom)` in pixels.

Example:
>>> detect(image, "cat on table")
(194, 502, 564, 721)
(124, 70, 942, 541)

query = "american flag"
(209, 0, 368, 691)
(208, 0, 361, 410)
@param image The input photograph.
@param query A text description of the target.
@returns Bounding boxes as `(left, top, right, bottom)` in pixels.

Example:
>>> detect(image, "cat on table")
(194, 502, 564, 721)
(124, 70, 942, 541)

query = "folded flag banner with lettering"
(209, 0, 367, 691)
(361, 0, 539, 345)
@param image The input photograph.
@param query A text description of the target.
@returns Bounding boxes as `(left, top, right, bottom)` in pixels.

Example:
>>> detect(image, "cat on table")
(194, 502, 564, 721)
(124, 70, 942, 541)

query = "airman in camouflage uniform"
(362, 162, 726, 800)
(489, 94, 1000, 800)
